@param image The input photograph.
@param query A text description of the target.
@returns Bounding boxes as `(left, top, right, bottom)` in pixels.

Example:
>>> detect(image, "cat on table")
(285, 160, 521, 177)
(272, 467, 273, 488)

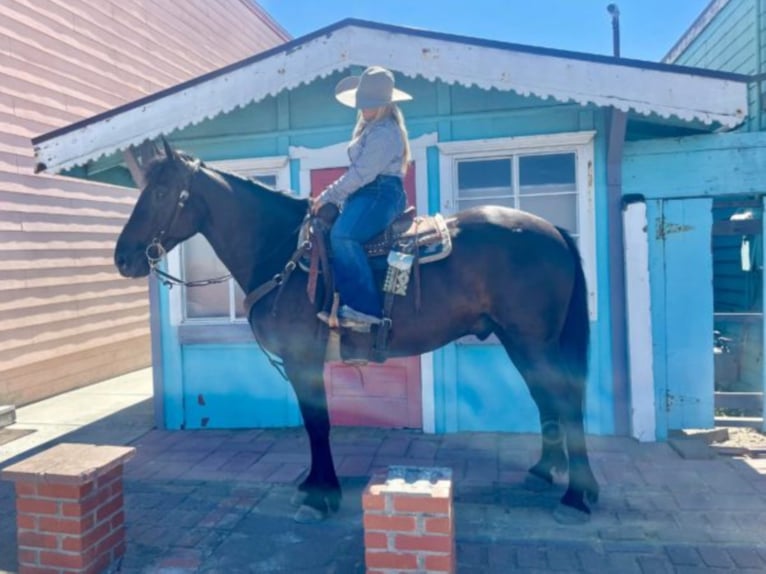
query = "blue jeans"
(330, 175, 406, 317)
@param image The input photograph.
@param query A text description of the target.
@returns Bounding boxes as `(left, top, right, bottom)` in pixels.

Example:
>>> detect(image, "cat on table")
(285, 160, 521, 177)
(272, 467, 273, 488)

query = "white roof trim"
(34, 23, 748, 174)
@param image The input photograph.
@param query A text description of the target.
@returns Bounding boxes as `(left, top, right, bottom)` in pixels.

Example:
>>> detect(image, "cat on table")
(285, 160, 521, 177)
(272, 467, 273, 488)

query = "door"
(654, 198, 715, 430)
(311, 166, 422, 428)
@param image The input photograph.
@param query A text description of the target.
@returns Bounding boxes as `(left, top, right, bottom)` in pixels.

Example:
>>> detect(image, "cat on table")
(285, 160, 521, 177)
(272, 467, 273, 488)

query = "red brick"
(392, 495, 450, 515)
(96, 466, 122, 488)
(395, 533, 452, 553)
(40, 550, 87, 569)
(84, 552, 112, 574)
(35, 482, 93, 500)
(18, 547, 39, 565)
(365, 550, 419, 570)
(61, 521, 111, 552)
(15, 566, 60, 574)
(17, 498, 59, 516)
(38, 515, 93, 536)
(61, 493, 101, 517)
(18, 514, 37, 530)
(362, 492, 386, 511)
(110, 510, 125, 529)
(363, 514, 417, 533)
(425, 553, 455, 572)
(96, 493, 123, 522)
(17, 530, 59, 549)
(16, 482, 39, 497)
(95, 528, 124, 557)
(425, 516, 453, 534)
(364, 531, 389, 549)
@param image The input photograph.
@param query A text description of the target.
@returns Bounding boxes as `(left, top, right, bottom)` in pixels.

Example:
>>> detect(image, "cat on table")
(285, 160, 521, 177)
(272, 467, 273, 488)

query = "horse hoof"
(553, 503, 590, 525)
(293, 504, 326, 523)
(523, 472, 553, 492)
(290, 491, 307, 507)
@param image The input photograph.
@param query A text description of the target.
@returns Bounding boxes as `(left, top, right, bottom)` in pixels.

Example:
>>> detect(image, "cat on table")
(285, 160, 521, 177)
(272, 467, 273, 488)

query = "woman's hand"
(310, 195, 324, 215)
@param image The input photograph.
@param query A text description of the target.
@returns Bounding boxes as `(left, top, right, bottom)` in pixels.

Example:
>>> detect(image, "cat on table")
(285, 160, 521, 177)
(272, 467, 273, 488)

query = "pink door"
(311, 166, 422, 428)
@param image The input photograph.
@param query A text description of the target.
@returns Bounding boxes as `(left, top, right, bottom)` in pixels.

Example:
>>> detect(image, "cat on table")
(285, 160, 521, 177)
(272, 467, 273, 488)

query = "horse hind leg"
(555, 391, 599, 524)
(499, 337, 597, 522)
(496, 336, 568, 486)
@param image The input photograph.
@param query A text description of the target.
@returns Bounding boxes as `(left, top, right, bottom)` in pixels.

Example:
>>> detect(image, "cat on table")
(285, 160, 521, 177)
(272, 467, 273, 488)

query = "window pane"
(457, 159, 513, 211)
(519, 193, 578, 233)
(183, 235, 230, 319)
(458, 159, 511, 190)
(519, 153, 576, 195)
(251, 174, 277, 187)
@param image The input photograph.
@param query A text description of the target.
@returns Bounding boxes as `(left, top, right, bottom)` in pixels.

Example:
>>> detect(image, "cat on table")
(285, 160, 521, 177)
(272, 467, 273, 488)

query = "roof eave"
(33, 21, 750, 174)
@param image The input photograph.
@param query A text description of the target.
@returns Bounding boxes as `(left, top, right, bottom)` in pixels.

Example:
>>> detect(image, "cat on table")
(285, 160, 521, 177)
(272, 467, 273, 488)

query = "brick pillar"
(1, 443, 135, 574)
(363, 466, 454, 574)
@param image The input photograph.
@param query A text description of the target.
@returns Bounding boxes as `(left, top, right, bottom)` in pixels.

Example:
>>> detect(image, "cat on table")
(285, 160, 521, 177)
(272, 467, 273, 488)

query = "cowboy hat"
(334, 66, 412, 109)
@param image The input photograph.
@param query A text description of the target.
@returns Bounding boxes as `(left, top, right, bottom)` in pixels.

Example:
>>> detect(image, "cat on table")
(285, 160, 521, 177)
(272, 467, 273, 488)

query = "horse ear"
(161, 137, 175, 162)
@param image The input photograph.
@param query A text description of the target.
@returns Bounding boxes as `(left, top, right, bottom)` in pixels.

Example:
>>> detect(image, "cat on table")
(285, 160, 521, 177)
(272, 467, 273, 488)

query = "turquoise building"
(33, 19, 753, 438)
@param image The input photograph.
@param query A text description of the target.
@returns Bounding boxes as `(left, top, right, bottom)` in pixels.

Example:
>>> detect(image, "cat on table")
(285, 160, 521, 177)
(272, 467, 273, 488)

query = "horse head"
(114, 139, 205, 278)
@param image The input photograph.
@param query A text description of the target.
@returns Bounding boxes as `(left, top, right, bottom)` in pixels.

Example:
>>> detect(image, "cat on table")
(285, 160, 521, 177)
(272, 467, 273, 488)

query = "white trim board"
(34, 22, 747, 174)
(624, 201, 656, 442)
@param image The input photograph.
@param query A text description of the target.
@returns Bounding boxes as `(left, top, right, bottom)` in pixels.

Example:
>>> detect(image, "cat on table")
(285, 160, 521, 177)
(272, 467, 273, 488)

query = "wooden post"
(363, 466, 454, 574)
(1, 443, 135, 574)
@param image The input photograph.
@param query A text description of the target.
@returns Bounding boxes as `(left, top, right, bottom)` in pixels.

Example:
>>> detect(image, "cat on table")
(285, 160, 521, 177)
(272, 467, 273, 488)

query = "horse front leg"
(283, 356, 341, 523)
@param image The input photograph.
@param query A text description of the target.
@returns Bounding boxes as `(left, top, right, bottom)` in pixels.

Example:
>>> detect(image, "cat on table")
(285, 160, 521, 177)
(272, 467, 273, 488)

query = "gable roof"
(33, 18, 750, 174)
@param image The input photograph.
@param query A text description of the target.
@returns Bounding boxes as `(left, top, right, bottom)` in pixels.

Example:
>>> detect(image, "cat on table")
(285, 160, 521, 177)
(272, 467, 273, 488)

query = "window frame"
(167, 155, 291, 328)
(438, 131, 597, 321)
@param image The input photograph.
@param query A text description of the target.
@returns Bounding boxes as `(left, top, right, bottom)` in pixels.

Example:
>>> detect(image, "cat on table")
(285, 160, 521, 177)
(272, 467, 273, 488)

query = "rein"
(144, 160, 234, 289)
(141, 157, 315, 381)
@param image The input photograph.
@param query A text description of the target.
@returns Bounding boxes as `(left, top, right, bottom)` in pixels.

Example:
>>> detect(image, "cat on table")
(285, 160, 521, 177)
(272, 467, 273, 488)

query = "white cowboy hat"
(334, 66, 412, 109)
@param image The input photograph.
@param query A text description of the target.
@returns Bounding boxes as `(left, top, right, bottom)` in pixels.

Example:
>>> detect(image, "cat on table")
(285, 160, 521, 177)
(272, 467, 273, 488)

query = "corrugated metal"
(0, 0, 289, 406)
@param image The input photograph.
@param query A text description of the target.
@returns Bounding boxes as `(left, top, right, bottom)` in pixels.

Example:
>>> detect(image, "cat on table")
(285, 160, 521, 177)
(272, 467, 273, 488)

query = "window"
(439, 132, 596, 319)
(167, 157, 289, 325)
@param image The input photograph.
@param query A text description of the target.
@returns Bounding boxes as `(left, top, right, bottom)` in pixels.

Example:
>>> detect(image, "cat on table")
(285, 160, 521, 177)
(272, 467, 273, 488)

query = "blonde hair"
(352, 104, 411, 175)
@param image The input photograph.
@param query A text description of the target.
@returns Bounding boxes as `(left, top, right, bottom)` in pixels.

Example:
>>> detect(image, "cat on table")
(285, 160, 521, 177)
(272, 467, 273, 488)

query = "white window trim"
(167, 155, 291, 326)
(438, 131, 598, 321)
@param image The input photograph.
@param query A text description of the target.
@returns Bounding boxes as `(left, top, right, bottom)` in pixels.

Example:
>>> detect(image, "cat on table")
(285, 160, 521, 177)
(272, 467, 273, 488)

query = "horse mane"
(144, 150, 309, 214)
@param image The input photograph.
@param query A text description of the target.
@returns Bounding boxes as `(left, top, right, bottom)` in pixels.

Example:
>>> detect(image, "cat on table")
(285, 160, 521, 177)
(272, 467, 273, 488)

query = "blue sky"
(258, 0, 710, 62)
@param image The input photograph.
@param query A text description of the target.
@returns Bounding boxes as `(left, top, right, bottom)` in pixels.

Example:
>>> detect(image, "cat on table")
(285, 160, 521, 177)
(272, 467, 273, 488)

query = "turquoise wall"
(624, 131, 766, 436)
(149, 70, 700, 435)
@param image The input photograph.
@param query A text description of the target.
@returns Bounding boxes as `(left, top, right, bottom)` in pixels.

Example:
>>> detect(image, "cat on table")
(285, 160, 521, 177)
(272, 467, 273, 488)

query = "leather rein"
(143, 161, 312, 317)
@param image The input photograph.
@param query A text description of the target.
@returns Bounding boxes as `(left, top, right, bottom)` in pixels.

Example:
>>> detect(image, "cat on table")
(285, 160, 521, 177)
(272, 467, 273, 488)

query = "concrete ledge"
(1, 443, 136, 485)
(0, 405, 15, 428)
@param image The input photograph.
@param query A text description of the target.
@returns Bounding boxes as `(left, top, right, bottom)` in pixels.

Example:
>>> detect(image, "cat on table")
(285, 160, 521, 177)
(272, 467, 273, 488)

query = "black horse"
(114, 141, 598, 524)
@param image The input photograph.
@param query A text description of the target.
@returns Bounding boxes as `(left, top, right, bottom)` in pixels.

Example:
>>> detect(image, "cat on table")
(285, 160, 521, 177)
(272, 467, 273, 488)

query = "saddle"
(362, 206, 452, 263)
(303, 206, 453, 362)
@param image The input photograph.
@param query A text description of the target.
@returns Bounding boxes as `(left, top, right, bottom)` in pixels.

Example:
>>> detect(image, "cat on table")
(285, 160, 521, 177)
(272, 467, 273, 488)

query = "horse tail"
(556, 227, 590, 382)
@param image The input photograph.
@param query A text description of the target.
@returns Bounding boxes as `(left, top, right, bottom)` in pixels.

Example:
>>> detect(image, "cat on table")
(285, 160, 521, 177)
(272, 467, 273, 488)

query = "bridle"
(143, 159, 233, 288)
(139, 153, 316, 381)
(142, 157, 312, 303)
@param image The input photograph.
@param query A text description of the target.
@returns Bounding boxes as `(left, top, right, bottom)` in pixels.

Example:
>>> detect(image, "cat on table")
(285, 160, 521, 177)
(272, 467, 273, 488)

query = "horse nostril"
(115, 253, 128, 271)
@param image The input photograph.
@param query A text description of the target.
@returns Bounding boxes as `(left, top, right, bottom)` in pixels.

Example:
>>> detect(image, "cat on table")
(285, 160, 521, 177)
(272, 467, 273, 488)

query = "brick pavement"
(2, 427, 766, 573)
